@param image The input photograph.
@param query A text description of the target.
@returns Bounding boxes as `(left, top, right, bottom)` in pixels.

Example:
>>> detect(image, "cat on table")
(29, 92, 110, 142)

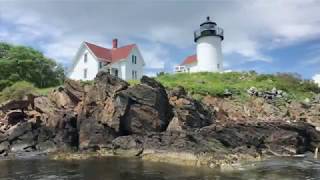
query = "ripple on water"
(0, 157, 320, 180)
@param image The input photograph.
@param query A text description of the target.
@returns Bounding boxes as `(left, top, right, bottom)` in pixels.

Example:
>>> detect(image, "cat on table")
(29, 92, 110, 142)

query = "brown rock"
(48, 87, 73, 108)
(64, 79, 85, 103)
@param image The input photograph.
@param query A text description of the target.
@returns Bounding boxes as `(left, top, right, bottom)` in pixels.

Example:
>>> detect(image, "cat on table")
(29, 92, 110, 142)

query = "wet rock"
(112, 135, 143, 156)
(0, 141, 9, 154)
(36, 140, 57, 153)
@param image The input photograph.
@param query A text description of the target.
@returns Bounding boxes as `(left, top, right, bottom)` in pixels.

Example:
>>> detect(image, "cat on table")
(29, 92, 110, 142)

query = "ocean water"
(0, 157, 319, 180)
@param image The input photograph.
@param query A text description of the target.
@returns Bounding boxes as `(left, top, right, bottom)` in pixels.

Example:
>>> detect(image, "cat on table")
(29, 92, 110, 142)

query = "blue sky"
(0, 0, 320, 82)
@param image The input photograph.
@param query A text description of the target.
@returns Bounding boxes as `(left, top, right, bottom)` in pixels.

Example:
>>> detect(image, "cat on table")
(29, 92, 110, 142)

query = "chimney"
(112, 38, 118, 49)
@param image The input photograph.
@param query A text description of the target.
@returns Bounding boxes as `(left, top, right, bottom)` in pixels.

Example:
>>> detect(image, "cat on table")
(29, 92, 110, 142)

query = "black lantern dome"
(194, 16, 224, 42)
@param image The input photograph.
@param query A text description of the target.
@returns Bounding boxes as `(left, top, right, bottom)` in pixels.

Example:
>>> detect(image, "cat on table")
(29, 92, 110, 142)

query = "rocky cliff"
(0, 72, 320, 169)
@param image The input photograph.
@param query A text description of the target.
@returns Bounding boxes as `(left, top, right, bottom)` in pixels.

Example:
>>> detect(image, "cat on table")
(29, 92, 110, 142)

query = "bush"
(0, 81, 37, 102)
(0, 42, 65, 90)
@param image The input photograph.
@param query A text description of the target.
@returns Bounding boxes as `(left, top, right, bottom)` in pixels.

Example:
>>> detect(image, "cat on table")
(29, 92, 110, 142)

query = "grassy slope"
(156, 72, 319, 101)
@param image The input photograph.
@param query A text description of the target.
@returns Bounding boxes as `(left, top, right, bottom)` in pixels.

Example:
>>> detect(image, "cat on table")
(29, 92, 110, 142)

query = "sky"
(0, 0, 320, 82)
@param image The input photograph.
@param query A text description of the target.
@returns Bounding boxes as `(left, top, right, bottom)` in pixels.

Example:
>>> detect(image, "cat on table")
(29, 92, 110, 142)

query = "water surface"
(0, 157, 320, 180)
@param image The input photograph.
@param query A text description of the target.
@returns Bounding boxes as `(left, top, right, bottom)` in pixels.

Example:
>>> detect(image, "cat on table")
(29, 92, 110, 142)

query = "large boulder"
(118, 76, 173, 134)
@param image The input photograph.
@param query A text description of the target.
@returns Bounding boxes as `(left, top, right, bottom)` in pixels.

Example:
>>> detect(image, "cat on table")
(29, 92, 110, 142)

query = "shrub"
(0, 81, 37, 103)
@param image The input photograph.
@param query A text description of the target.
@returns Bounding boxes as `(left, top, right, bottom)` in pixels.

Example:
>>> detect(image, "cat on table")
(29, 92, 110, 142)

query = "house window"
(84, 68, 87, 79)
(132, 55, 137, 64)
(84, 53, 88, 63)
(99, 62, 103, 69)
(114, 69, 118, 77)
(132, 70, 138, 79)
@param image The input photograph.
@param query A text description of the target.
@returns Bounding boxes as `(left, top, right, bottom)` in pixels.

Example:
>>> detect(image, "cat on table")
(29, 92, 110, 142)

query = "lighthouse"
(194, 16, 224, 72)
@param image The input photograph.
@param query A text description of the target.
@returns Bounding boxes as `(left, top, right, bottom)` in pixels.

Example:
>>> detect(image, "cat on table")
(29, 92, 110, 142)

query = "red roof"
(181, 54, 197, 65)
(84, 42, 136, 63)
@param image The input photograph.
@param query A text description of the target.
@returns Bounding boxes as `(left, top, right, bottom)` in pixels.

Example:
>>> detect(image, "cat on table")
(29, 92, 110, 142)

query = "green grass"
(156, 72, 320, 101)
(0, 81, 58, 103)
(35, 86, 58, 96)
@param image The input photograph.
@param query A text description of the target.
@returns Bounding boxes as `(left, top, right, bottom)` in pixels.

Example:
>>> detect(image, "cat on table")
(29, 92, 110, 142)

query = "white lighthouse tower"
(194, 16, 224, 72)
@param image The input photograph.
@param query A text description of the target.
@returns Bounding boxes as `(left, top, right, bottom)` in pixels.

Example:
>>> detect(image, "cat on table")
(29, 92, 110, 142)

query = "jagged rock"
(168, 95, 213, 131)
(119, 76, 173, 134)
(94, 71, 129, 97)
(7, 122, 32, 142)
(48, 87, 73, 108)
(33, 96, 56, 114)
(64, 79, 85, 103)
(78, 113, 116, 150)
(0, 99, 30, 112)
(4, 110, 25, 125)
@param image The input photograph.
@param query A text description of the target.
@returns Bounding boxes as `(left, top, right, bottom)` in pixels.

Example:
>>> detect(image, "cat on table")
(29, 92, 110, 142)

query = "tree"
(0, 42, 65, 90)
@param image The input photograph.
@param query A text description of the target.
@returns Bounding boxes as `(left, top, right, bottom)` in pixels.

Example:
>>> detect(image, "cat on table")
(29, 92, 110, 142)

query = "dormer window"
(84, 53, 88, 63)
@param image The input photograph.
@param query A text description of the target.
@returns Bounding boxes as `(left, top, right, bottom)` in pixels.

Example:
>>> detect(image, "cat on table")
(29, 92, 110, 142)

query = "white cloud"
(1, 0, 320, 69)
(139, 43, 169, 69)
(313, 74, 320, 87)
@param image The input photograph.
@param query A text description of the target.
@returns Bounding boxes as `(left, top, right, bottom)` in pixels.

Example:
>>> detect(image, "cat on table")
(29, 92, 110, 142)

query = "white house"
(175, 17, 224, 73)
(68, 39, 145, 81)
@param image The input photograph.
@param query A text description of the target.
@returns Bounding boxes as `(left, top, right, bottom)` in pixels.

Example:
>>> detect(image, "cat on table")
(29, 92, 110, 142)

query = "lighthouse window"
(217, 64, 220, 69)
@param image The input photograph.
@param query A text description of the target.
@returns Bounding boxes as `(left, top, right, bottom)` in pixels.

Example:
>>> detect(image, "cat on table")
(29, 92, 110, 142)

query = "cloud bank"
(1, 0, 320, 75)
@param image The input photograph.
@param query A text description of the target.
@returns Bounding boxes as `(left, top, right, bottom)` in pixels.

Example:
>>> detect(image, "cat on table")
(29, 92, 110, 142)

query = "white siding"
(196, 36, 223, 72)
(68, 47, 99, 80)
(184, 63, 198, 73)
(124, 47, 144, 80)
